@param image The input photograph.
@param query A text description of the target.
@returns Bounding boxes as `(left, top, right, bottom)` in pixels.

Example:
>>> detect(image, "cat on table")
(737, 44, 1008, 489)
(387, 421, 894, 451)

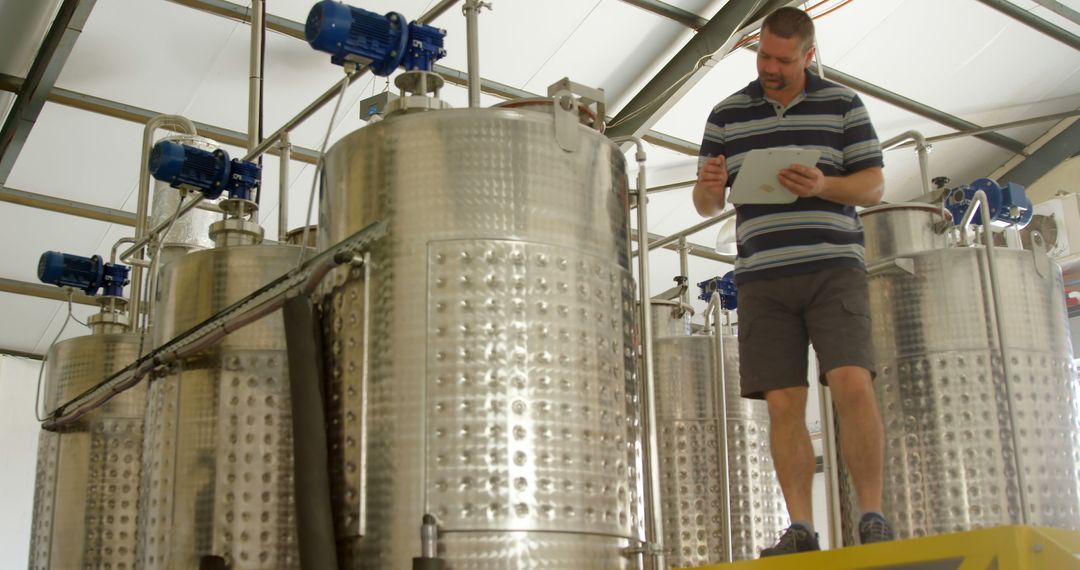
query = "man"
(692, 6, 893, 557)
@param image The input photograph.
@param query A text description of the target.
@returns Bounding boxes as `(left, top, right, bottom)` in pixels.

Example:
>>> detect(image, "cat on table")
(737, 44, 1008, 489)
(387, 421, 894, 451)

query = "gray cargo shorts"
(736, 266, 875, 400)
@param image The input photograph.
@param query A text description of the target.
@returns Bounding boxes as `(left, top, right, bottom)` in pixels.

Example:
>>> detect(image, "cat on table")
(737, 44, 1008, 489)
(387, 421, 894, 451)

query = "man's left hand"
(778, 164, 827, 198)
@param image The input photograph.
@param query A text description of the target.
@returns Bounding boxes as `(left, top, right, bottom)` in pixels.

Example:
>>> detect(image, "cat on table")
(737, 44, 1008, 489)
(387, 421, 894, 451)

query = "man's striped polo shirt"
(698, 70, 883, 284)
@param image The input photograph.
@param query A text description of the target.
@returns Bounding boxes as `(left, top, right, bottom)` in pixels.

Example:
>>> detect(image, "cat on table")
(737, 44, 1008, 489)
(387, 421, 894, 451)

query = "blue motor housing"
(38, 251, 130, 297)
(149, 140, 261, 201)
(698, 271, 738, 311)
(944, 178, 1033, 228)
(305, 0, 446, 75)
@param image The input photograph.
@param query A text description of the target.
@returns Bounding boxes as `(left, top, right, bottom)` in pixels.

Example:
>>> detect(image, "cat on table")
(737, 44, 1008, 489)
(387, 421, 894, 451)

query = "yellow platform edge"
(678, 525, 1080, 570)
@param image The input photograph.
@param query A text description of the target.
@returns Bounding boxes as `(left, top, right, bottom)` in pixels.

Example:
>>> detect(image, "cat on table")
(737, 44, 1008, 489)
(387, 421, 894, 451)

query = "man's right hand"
(693, 155, 728, 216)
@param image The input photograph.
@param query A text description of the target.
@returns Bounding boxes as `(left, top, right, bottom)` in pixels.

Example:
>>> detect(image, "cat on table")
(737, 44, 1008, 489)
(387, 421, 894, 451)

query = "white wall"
(0, 356, 42, 569)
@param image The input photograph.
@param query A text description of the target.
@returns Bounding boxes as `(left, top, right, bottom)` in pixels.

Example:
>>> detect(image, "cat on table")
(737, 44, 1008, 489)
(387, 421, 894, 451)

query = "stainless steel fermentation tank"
(138, 225, 301, 569)
(318, 105, 642, 568)
(650, 301, 785, 565)
(29, 318, 143, 569)
(838, 203, 1080, 542)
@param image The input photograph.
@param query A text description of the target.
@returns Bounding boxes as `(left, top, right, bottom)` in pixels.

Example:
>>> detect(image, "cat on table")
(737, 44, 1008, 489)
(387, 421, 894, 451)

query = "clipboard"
(729, 147, 821, 205)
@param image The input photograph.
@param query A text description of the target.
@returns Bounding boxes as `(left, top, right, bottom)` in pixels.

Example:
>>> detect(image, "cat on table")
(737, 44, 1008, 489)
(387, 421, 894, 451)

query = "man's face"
(757, 30, 814, 93)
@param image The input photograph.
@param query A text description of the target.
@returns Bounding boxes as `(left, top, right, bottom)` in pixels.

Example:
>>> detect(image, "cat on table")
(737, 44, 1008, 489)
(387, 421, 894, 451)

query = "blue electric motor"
(149, 140, 261, 201)
(944, 178, 1033, 228)
(698, 271, 738, 311)
(38, 251, 130, 297)
(305, 0, 446, 75)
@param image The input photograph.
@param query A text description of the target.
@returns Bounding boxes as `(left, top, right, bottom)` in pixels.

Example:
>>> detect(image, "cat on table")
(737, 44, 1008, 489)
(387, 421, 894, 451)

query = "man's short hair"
(762, 7, 815, 53)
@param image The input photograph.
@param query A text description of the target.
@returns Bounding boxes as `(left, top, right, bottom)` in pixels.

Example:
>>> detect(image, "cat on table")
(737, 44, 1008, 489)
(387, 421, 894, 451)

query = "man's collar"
(746, 69, 825, 100)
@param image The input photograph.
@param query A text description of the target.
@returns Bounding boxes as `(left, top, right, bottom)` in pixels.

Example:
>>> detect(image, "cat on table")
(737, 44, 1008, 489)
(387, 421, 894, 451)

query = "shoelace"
(860, 517, 890, 540)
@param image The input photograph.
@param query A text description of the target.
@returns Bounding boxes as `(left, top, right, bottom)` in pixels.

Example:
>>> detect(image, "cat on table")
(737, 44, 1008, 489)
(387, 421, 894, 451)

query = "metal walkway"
(682, 526, 1080, 570)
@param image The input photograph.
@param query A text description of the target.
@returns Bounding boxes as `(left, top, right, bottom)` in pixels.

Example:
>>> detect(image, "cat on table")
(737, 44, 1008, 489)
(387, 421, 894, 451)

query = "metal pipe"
(615, 136, 665, 569)
(817, 386, 843, 546)
(964, 190, 1029, 524)
(712, 297, 734, 562)
(880, 130, 931, 197)
(420, 0, 461, 22)
(248, 0, 264, 152)
(677, 237, 691, 309)
(129, 115, 197, 326)
(976, 0, 1080, 51)
(886, 110, 1080, 150)
(646, 209, 736, 252)
(120, 195, 204, 263)
(463, 0, 485, 108)
(278, 132, 291, 241)
(244, 69, 363, 163)
(44, 219, 387, 431)
(110, 237, 136, 264)
(646, 179, 695, 194)
(143, 194, 190, 331)
(0, 277, 96, 306)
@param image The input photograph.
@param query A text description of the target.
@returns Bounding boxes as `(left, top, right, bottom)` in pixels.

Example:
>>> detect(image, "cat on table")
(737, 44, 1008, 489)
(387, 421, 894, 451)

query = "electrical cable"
(34, 288, 85, 422)
(297, 70, 355, 268)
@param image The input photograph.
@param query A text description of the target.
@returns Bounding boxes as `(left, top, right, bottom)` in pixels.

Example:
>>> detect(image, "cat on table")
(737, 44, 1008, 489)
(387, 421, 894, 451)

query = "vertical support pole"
(249, 0, 265, 152)
(463, 0, 485, 107)
(278, 132, 292, 242)
(713, 299, 733, 562)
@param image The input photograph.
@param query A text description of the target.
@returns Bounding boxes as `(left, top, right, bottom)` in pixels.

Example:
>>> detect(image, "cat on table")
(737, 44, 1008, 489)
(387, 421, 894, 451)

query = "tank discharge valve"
(698, 271, 738, 311)
(944, 177, 1033, 228)
(38, 251, 130, 297)
(305, 0, 446, 75)
(149, 140, 262, 201)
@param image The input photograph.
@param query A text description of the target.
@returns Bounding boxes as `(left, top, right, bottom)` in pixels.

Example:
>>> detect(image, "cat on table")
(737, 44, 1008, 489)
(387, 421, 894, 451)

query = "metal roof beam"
(0, 277, 96, 306)
(1030, 0, 1080, 27)
(976, 0, 1080, 51)
(167, 0, 456, 37)
(996, 118, 1080, 187)
(0, 184, 135, 225)
(0, 73, 321, 164)
(817, 64, 1030, 156)
(169, 0, 700, 154)
(617, 0, 708, 29)
(0, 0, 96, 184)
(0, 347, 44, 360)
(642, 131, 699, 155)
(605, 0, 796, 141)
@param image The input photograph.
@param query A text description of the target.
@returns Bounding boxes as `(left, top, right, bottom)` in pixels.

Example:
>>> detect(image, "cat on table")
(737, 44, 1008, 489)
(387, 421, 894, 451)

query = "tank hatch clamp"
(621, 541, 667, 557)
(41, 219, 388, 432)
(548, 77, 605, 152)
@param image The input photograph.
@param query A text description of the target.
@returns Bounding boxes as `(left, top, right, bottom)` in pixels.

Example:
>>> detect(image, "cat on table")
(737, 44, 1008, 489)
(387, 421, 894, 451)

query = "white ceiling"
(1, 0, 1078, 354)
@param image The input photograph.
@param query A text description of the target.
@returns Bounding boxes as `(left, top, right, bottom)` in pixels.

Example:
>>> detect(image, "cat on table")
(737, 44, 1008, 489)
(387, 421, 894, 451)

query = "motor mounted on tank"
(305, 0, 446, 74)
(943, 177, 1033, 228)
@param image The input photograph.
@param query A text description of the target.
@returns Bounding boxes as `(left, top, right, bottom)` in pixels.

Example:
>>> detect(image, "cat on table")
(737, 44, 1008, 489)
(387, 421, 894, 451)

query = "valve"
(38, 251, 129, 297)
(149, 140, 262, 201)
(305, 0, 446, 75)
(944, 178, 1033, 228)
(697, 271, 738, 311)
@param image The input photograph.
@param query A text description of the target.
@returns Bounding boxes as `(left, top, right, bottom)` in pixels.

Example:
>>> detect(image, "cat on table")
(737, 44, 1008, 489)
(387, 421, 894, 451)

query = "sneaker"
(858, 512, 895, 544)
(760, 524, 821, 557)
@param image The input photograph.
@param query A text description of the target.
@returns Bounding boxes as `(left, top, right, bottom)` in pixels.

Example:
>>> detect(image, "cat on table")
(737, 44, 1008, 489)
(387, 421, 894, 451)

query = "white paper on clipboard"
(729, 147, 821, 205)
